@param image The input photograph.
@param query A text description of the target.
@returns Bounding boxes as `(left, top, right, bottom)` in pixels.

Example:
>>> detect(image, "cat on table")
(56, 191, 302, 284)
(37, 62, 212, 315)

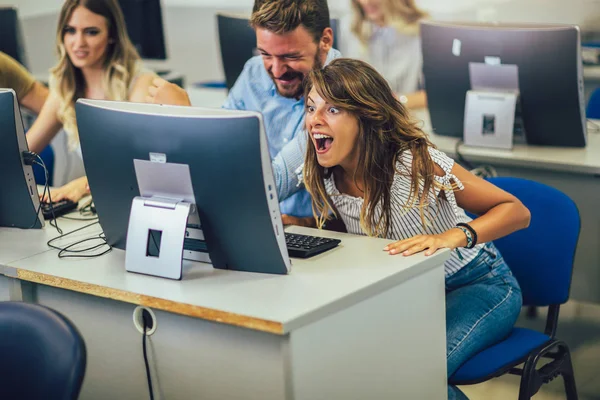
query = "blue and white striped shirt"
(324, 147, 484, 277)
(223, 48, 342, 217)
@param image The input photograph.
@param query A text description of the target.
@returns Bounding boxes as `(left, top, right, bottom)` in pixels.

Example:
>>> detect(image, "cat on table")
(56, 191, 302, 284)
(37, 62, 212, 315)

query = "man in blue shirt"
(147, 0, 340, 226)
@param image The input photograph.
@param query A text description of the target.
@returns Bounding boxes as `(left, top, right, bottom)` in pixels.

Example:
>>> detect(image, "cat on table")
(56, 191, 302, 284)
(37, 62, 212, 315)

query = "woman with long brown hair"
(345, 0, 428, 108)
(27, 0, 156, 202)
(303, 58, 530, 400)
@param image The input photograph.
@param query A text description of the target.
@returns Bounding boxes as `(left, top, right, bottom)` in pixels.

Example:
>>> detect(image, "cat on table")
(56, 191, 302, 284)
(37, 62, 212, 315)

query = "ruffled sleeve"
(428, 147, 464, 218)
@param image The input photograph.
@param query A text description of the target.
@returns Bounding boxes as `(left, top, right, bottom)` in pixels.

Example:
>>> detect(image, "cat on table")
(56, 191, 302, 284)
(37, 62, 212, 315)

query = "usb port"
(29, 185, 33, 196)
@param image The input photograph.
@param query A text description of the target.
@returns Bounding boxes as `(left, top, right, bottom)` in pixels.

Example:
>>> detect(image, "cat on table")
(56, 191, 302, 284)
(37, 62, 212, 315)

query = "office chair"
(587, 87, 600, 119)
(450, 177, 580, 400)
(216, 14, 340, 91)
(0, 302, 87, 399)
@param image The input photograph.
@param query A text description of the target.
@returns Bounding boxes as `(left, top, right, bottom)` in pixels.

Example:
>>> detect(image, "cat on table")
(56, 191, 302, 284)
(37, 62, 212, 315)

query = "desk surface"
(413, 110, 600, 176)
(0, 220, 448, 335)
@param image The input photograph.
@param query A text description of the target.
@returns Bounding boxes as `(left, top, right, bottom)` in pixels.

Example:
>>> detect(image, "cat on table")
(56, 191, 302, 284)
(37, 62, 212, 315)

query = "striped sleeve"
(428, 147, 464, 219)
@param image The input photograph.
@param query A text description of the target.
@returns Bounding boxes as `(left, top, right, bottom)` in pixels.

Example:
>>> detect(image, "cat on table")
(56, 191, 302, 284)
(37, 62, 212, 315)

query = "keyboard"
(41, 199, 77, 220)
(285, 232, 341, 258)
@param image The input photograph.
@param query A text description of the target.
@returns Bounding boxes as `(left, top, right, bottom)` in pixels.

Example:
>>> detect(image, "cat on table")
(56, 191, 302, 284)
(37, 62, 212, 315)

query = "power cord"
(453, 141, 497, 178)
(142, 310, 155, 400)
(454, 140, 474, 170)
(46, 221, 112, 258)
(588, 119, 600, 134)
(22, 151, 60, 232)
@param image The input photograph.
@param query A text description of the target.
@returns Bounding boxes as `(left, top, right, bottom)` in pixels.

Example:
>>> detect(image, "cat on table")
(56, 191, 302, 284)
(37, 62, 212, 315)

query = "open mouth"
(313, 133, 334, 153)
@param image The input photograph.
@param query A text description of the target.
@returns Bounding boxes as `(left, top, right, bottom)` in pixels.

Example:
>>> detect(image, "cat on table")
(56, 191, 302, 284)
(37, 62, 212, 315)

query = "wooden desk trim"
(14, 268, 284, 335)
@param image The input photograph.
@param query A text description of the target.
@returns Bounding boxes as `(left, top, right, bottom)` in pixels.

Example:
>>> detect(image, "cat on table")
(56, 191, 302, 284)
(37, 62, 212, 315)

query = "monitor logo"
(149, 152, 166, 163)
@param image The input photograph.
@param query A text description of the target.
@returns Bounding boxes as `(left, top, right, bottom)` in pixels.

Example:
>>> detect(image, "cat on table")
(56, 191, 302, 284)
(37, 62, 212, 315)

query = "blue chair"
(0, 302, 87, 399)
(32, 144, 55, 186)
(450, 177, 580, 399)
(587, 87, 600, 119)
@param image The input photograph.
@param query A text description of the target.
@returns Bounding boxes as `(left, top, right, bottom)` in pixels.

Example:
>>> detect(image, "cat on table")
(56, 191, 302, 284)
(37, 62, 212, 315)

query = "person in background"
(146, 0, 339, 227)
(345, 0, 428, 109)
(302, 58, 528, 399)
(26, 0, 156, 203)
(0, 51, 48, 114)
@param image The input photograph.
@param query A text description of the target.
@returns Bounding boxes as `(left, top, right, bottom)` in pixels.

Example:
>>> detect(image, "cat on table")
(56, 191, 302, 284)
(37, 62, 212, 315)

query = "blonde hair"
(351, 0, 428, 44)
(50, 0, 141, 149)
(303, 58, 444, 237)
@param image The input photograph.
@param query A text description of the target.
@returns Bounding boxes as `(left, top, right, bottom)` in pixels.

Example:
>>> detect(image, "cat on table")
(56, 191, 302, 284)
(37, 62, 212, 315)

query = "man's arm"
(272, 132, 307, 202)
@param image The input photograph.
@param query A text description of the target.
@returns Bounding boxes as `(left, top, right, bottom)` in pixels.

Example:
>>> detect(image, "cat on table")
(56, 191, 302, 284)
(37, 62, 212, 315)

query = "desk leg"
(6, 277, 37, 303)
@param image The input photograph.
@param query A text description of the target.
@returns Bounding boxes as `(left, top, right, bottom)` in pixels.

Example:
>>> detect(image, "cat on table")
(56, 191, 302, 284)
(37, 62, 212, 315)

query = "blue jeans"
(446, 243, 522, 400)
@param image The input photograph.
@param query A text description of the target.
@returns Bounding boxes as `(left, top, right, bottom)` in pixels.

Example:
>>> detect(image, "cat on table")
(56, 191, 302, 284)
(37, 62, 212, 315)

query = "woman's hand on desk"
(41, 176, 90, 203)
(383, 230, 466, 256)
(146, 78, 192, 106)
(281, 215, 317, 228)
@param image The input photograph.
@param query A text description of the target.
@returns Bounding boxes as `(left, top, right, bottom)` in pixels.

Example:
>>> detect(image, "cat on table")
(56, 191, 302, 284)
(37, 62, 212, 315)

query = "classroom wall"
(8, 0, 600, 83)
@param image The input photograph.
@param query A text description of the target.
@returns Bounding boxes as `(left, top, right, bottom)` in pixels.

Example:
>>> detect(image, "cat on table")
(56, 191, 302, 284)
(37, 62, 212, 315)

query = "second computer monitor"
(118, 0, 167, 60)
(0, 7, 28, 68)
(76, 100, 290, 274)
(421, 21, 586, 147)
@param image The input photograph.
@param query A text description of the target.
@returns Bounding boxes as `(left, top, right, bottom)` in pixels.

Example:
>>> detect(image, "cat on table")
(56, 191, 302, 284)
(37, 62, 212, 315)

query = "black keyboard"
(285, 232, 341, 258)
(41, 199, 77, 220)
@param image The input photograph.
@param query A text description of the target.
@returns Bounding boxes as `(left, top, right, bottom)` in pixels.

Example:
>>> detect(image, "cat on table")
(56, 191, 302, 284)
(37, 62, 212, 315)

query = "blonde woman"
(346, 0, 428, 108)
(27, 0, 155, 202)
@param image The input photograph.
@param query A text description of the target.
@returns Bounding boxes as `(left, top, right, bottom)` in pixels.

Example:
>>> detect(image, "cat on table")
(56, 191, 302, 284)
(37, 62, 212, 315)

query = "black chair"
(450, 177, 580, 399)
(0, 302, 87, 399)
(216, 14, 340, 91)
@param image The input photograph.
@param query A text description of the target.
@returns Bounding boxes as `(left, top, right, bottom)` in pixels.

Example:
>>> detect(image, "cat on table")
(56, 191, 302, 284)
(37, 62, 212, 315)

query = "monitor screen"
(0, 7, 28, 68)
(421, 21, 586, 147)
(118, 0, 167, 60)
(76, 100, 290, 274)
(0, 89, 43, 228)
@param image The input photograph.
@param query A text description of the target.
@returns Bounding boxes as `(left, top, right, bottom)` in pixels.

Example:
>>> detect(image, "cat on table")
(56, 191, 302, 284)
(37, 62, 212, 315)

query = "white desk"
(0, 219, 448, 400)
(413, 109, 600, 304)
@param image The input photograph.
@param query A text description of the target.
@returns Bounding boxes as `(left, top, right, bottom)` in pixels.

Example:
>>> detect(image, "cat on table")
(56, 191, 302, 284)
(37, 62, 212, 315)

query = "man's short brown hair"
(251, 0, 330, 43)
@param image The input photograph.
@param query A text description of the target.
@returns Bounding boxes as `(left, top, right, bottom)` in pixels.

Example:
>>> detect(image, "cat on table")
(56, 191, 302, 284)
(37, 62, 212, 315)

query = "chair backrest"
(587, 87, 600, 119)
(486, 177, 580, 306)
(0, 302, 87, 399)
(216, 14, 340, 91)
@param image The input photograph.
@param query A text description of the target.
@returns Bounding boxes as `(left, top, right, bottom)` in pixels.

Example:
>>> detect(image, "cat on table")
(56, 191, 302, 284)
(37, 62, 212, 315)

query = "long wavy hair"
(351, 0, 428, 44)
(303, 58, 443, 237)
(49, 0, 141, 148)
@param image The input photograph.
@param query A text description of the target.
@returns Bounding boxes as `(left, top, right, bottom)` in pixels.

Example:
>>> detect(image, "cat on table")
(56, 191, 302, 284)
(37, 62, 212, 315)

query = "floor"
(458, 301, 600, 399)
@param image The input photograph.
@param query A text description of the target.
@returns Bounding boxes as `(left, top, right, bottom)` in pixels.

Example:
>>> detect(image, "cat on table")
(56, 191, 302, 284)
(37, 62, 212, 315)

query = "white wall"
(8, 0, 600, 82)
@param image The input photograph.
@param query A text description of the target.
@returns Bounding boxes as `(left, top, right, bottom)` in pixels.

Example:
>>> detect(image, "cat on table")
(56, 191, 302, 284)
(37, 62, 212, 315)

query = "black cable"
(454, 140, 475, 170)
(142, 312, 155, 400)
(588, 119, 600, 134)
(47, 221, 112, 259)
(25, 153, 60, 231)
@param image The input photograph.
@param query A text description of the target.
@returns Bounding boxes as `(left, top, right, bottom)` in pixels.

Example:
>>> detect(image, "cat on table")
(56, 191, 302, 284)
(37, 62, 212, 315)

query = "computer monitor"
(217, 14, 340, 91)
(0, 7, 29, 68)
(421, 21, 586, 147)
(75, 99, 290, 274)
(118, 0, 167, 60)
(0, 89, 44, 228)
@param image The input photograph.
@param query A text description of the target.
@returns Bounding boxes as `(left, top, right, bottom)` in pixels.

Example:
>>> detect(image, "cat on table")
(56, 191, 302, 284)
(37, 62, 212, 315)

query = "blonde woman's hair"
(351, 0, 428, 44)
(50, 0, 141, 149)
(303, 58, 444, 238)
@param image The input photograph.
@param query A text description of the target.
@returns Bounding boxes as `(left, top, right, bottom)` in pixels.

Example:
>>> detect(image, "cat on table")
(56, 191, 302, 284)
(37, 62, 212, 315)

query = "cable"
(47, 220, 112, 259)
(588, 119, 600, 134)
(24, 152, 62, 233)
(142, 310, 155, 400)
(454, 140, 475, 170)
